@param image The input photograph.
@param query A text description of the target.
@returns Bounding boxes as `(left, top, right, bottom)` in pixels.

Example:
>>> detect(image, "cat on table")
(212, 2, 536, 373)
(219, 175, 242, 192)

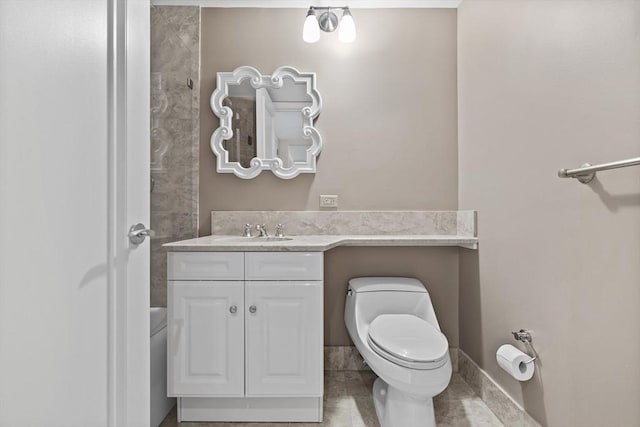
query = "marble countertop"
(163, 234, 479, 252)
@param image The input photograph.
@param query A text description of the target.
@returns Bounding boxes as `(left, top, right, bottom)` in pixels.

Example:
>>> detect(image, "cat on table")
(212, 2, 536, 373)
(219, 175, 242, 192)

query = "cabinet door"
(245, 281, 323, 397)
(168, 281, 244, 396)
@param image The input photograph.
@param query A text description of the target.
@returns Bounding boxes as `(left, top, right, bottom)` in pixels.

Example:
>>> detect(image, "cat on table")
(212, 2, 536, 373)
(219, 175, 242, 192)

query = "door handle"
(249, 305, 257, 314)
(128, 223, 155, 245)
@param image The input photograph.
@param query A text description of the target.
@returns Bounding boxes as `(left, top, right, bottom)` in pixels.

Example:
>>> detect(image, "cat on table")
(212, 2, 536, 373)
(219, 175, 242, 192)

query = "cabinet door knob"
(229, 305, 237, 314)
(249, 305, 257, 314)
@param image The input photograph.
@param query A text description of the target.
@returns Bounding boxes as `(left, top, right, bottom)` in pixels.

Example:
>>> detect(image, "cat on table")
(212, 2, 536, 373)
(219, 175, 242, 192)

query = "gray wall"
(199, 8, 460, 346)
(199, 8, 459, 235)
(458, 1, 640, 425)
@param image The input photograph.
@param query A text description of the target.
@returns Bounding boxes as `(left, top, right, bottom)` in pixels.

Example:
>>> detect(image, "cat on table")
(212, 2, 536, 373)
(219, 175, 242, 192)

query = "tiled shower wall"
(150, 6, 200, 306)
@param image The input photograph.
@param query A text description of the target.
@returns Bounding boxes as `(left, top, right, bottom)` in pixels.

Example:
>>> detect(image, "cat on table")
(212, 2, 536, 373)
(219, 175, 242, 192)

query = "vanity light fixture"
(303, 6, 356, 44)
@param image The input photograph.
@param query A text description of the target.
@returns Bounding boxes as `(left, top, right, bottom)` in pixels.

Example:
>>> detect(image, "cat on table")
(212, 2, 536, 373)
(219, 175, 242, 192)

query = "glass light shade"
(303, 12, 320, 43)
(338, 10, 356, 43)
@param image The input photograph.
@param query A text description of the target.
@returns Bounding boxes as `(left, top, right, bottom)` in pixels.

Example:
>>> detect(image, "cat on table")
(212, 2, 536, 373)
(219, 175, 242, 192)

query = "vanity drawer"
(168, 252, 244, 281)
(245, 252, 323, 281)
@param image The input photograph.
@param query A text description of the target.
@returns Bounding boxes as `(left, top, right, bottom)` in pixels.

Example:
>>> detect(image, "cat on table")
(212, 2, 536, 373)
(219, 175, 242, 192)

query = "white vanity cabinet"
(167, 251, 323, 422)
(245, 280, 323, 396)
(168, 281, 245, 397)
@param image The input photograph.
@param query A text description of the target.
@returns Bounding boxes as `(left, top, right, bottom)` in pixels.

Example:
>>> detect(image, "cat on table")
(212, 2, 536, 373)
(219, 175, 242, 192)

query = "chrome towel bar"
(558, 156, 640, 184)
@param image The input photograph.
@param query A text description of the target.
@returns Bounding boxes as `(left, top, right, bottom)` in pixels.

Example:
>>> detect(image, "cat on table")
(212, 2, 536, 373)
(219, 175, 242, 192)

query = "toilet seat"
(367, 314, 449, 370)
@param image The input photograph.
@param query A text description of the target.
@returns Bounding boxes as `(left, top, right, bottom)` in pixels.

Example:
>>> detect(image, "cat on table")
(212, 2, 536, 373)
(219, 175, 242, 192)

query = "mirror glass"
(211, 66, 322, 179)
(222, 79, 257, 168)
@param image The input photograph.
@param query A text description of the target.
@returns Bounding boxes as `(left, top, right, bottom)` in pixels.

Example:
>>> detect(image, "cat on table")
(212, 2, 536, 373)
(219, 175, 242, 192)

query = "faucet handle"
(275, 223, 285, 238)
(255, 224, 268, 237)
(243, 223, 253, 237)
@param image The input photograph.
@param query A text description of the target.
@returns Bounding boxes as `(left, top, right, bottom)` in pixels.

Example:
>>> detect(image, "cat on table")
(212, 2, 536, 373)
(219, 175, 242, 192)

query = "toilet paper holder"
(511, 329, 537, 364)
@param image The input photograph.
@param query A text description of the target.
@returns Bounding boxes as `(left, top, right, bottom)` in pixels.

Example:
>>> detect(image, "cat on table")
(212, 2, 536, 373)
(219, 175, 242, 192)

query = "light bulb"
(338, 8, 356, 43)
(303, 9, 320, 43)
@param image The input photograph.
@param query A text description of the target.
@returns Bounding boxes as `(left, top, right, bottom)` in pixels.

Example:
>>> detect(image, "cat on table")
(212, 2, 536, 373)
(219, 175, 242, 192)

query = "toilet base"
(372, 378, 436, 427)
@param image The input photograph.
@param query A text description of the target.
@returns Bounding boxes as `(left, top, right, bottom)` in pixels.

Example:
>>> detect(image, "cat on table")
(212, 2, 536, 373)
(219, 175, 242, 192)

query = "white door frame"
(107, 0, 150, 425)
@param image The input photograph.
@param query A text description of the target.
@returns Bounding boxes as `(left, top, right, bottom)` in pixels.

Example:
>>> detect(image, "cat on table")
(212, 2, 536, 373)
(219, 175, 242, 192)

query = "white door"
(245, 281, 323, 396)
(168, 282, 245, 396)
(0, 1, 149, 425)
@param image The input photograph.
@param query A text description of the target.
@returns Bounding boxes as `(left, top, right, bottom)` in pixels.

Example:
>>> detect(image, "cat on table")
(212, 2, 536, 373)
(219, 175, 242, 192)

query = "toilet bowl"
(344, 277, 452, 427)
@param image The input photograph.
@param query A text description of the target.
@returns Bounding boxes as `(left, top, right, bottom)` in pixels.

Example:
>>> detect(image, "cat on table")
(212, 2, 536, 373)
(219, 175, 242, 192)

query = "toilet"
(344, 277, 452, 427)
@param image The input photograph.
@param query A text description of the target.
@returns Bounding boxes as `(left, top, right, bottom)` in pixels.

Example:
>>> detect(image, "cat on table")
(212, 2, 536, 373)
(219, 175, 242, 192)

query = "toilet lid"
(368, 314, 449, 370)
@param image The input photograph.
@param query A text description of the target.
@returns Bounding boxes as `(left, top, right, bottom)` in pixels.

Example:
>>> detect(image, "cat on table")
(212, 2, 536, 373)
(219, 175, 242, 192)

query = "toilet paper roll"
(496, 344, 535, 381)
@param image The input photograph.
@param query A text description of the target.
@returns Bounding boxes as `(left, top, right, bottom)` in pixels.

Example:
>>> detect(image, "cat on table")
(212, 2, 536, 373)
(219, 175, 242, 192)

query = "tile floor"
(160, 371, 503, 427)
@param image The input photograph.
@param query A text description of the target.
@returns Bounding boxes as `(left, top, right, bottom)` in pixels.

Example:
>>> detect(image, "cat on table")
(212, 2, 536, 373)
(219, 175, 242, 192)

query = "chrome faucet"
(242, 224, 253, 237)
(275, 223, 285, 238)
(255, 224, 268, 237)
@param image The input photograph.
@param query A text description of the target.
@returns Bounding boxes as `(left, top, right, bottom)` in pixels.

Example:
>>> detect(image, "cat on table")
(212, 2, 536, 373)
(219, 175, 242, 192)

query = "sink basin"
(216, 236, 293, 243)
(255, 237, 293, 242)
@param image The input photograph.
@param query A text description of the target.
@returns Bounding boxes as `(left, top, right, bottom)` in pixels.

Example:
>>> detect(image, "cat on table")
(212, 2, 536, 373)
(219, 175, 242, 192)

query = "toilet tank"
(345, 277, 441, 331)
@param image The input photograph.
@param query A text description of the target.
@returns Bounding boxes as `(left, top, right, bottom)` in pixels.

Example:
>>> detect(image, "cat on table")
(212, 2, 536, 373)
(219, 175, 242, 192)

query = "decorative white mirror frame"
(210, 65, 323, 179)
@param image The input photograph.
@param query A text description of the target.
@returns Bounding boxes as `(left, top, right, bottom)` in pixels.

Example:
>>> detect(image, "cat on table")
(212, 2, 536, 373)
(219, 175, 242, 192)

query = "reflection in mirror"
(257, 77, 313, 169)
(222, 79, 256, 168)
(210, 66, 322, 179)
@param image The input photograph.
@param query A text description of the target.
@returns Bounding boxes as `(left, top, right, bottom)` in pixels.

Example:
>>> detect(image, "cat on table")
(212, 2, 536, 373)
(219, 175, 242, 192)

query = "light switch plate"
(319, 194, 338, 208)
